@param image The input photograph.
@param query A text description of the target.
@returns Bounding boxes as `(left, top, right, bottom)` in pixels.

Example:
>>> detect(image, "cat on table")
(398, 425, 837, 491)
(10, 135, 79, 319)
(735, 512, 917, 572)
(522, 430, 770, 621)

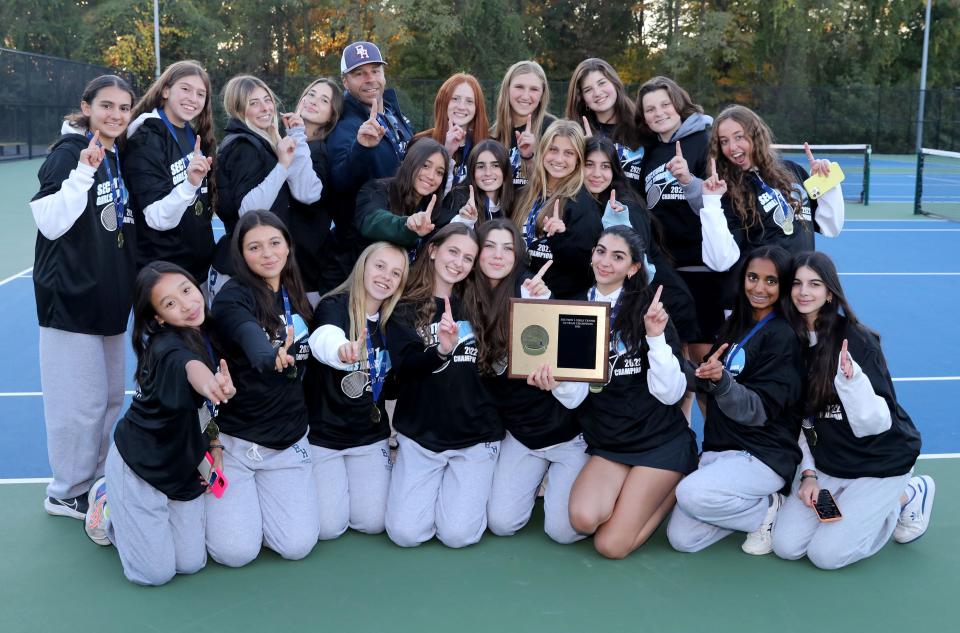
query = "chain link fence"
(2, 47, 957, 158)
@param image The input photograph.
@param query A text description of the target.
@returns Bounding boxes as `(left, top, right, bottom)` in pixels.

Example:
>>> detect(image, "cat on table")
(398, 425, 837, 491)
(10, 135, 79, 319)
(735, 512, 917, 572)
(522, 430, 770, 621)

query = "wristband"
(435, 347, 450, 361)
(800, 472, 818, 481)
(208, 443, 224, 451)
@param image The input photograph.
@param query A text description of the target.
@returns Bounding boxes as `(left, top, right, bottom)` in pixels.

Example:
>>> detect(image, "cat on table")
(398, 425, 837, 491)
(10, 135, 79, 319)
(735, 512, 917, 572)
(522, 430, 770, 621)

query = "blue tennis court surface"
(1, 218, 958, 480)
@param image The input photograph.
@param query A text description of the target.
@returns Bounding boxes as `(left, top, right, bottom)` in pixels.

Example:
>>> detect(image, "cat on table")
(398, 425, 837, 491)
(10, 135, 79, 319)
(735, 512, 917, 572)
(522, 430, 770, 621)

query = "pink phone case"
(202, 451, 228, 499)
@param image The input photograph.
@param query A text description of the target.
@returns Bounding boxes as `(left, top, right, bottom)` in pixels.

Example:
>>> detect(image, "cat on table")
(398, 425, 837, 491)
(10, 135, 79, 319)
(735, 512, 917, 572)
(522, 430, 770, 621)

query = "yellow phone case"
(803, 162, 845, 199)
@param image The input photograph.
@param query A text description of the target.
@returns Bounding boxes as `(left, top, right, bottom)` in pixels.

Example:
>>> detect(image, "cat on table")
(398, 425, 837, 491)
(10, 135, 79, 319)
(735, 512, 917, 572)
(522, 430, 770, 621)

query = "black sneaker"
(44, 494, 89, 520)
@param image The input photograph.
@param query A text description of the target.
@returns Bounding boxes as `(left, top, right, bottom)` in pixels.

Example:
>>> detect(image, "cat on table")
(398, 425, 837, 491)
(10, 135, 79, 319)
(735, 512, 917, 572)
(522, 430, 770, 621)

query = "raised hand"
(703, 157, 727, 196)
(357, 96, 386, 148)
(406, 194, 437, 236)
(542, 199, 566, 237)
(643, 285, 668, 337)
(445, 122, 466, 155)
(276, 135, 297, 168)
(515, 114, 536, 160)
(338, 328, 367, 365)
(458, 185, 478, 222)
(608, 189, 624, 213)
(214, 359, 236, 402)
(581, 116, 593, 138)
(804, 142, 831, 177)
(695, 342, 730, 382)
(521, 259, 553, 298)
(275, 325, 296, 372)
(839, 338, 853, 380)
(526, 362, 559, 391)
(666, 141, 692, 185)
(186, 135, 213, 186)
(281, 111, 304, 130)
(437, 296, 459, 355)
(79, 130, 105, 168)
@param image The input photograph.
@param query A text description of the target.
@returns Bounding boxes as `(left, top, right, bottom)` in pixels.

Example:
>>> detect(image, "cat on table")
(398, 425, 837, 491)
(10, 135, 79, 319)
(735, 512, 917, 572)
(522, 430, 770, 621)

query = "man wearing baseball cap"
(322, 41, 415, 291)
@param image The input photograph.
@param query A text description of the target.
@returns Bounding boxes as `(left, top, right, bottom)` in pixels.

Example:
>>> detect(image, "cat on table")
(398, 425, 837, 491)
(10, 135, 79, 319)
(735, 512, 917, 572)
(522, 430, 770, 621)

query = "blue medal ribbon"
(724, 312, 777, 373)
(376, 107, 408, 161)
(589, 286, 622, 332)
(523, 198, 546, 247)
(451, 137, 472, 187)
(87, 131, 126, 244)
(751, 172, 794, 231)
(201, 333, 218, 418)
(156, 108, 198, 169)
(365, 321, 388, 403)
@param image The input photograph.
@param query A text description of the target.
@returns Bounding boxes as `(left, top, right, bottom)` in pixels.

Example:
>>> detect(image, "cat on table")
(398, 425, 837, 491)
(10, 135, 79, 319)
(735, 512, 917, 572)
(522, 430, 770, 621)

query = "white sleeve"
(142, 179, 202, 230)
(238, 163, 289, 216)
(645, 333, 687, 405)
(813, 184, 844, 237)
(29, 162, 97, 240)
(308, 324, 356, 371)
(519, 284, 551, 300)
(284, 127, 323, 204)
(552, 380, 589, 409)
(700, 194, 740, 271)
(798, 431, 816, 474)
(601, 201, 632, 229)
(449, 214, 477, 229)
(834, 356, 892, 437)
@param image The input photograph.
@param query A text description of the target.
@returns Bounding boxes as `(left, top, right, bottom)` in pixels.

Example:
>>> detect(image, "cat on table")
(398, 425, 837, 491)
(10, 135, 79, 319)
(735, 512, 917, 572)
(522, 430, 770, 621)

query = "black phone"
(814, 488, 842, 522)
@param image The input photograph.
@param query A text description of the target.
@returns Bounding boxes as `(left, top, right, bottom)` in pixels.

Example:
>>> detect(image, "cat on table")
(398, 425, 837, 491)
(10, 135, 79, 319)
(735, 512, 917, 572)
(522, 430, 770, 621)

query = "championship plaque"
(508, 299, 610, 382)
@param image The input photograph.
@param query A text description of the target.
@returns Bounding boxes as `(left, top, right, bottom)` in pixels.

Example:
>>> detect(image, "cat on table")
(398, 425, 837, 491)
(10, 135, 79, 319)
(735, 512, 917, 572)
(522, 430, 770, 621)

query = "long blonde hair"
(321, 242, 409, 340)
(512, 119, 585, 232)
(490, 61, 550, 147)
(223, 75, 282, 149)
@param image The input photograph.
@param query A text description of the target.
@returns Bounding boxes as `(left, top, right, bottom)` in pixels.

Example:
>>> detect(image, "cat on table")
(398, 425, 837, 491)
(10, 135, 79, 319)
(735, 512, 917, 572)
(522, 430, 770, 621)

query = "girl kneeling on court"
(463, 220, 586, 544)
(207, 210, 320, 566)
(771, 251, 931, 569)
(384, 224, 504, 548)
(84, 262, 235, 585)
(31, 75, 137, 520)
(666, 245, 803, 556)
(561, 226, 696, 559)
(305, 242, 409, 539)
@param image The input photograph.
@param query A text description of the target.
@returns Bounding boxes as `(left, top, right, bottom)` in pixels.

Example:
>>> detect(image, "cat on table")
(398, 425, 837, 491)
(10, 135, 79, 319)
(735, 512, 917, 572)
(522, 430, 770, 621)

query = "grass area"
(0, 458, 954, 633)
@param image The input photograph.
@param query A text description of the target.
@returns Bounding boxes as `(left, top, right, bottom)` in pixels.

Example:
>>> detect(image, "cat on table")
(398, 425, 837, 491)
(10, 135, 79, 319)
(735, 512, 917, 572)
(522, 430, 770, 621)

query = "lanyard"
(752, 172, 793, 230)
(280, 285, 292, 331)
(365, 321, 388, 402)
(201, 333, 218, 418)
(156, 108, 197, 170)
(451, 137, 472, 187)
(589, 286, 622, 332)
(523, 198, 546, 247)
(724, 312, 777, 371)
(376, 107, 407, 160)
(88, 131, 126, 244)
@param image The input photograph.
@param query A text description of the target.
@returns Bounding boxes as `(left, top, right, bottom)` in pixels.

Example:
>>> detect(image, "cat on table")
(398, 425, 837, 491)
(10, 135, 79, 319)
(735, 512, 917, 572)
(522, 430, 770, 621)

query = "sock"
(901, 483, 916, 510)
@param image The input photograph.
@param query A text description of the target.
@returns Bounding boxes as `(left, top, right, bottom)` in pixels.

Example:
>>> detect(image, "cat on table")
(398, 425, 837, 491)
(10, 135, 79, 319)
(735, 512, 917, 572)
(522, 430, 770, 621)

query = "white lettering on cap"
(355, 45, 369, 59)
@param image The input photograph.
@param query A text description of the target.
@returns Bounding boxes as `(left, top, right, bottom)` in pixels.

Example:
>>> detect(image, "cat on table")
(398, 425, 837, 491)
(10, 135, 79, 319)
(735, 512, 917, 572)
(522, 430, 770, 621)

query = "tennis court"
(0, 157, 956, 633)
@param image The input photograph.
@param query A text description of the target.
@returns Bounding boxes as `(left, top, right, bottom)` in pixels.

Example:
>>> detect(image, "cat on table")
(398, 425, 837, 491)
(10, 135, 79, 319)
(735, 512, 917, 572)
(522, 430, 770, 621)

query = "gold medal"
(589, 383, 604, 394)
(117, 231, 124, 248)
(194, 199, 204, 216)
(782, 218, 794, 236)
(370, 405, 381, 424)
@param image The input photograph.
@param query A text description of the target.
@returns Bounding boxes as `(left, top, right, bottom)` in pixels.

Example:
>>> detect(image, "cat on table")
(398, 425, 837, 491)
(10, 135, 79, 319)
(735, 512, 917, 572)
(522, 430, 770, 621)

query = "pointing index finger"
(610, 189, 617, 205)
(194, 135, 202, 156)
(531, 259, 553, 283)
(426, 194, 437, 214)
(553, 199, 560, 219)
(676, 141, 683, 159)
(443, 295, 453, 318)
(89, 130, 101, 148)
(525, 114, 531, 134)
(651, 284, 663, 306)
(710, 343, 729, 362)
(804, 142, 816, 168)
(710, 157, 717, 177)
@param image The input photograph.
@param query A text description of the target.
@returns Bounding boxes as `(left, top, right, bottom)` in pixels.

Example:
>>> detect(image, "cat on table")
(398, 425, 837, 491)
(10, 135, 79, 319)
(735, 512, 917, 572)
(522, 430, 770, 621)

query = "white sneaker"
(84, 477, 111, 547)
(894, 475, 935, 544)
(742, 493, 782, 555)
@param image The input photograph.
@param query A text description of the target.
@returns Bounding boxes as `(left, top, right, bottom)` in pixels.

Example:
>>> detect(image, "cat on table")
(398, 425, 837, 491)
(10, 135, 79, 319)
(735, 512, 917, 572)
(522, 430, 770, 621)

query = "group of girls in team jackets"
(32, 57, 932, 585)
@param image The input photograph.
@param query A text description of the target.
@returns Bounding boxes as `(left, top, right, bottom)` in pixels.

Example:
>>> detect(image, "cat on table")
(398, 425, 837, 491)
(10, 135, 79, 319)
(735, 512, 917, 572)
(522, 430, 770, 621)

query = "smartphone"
(803, 162, 845, 199)
(814, 488, 842, 522)
(197, 451, 228, 499)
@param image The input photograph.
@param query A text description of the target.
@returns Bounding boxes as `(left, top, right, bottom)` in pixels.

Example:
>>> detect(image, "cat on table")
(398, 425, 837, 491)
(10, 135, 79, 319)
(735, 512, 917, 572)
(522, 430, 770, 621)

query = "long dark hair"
(401, 223, 477, 334)
(595, 225, 654, 353)
(387, 138, 449, 216)
(463, 139, 516, 222)
(230, 210, 312, 331)
(565, 58, 638, 147)
(786, 251, 879, 415)
(463, 219, 528, 374)
(64, 75, 136, 136)
(131, 261, 212, 381)
(716, 245, 794, 346)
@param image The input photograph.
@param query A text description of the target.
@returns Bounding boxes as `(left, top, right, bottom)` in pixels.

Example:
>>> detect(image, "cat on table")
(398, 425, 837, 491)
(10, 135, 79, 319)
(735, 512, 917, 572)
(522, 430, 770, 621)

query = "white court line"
(0, 390, 137, 397)
(840, 272, 960, 276)
(918, 453, 960, 460)
(893, 376, 960, 382)
(843, 229, 960, 232)
(0, 267, 32, 287)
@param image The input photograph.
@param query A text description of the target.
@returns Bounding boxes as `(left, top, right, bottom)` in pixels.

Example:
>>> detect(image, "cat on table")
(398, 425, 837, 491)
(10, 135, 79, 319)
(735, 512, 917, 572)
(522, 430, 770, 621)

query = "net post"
(863, 145, 871, 205)
(913, 150, 924, 215)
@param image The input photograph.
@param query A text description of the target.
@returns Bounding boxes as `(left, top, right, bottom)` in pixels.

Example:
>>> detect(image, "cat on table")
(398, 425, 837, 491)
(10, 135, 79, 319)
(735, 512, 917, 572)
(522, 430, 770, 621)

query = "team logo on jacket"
(818, 404, 843, 421)
(425, 320, 477, 371)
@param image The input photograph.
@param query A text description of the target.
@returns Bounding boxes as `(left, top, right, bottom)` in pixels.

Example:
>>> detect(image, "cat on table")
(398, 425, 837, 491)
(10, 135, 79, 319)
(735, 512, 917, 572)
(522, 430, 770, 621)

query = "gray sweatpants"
(772, 470, 910, 569)
(205, 433, 320, 567)
(105, 444, 206, 585)
(487, 432, 588, 544)
(385, 434, 499, 548)
(667, 450, 784, 552)
(40, 327, 126, 500)
(311, 439, 392, 540)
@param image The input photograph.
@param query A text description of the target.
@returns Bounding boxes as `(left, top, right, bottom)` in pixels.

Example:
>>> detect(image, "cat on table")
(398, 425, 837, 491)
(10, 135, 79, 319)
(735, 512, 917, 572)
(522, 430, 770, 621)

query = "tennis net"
(914, 148, 960, 219)
(772, 143, 871, 205)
